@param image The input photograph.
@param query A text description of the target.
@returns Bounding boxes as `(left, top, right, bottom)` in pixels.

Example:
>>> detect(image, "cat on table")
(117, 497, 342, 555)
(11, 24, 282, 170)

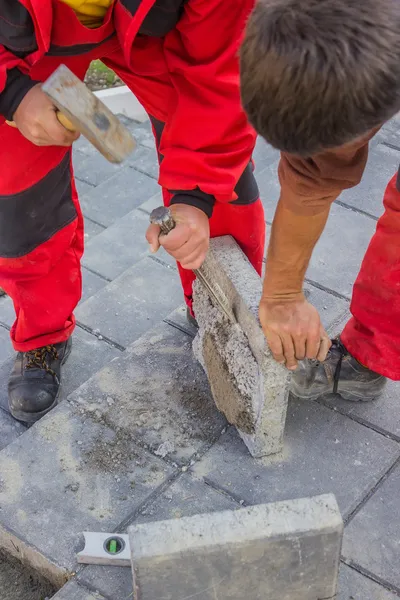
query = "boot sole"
(291, 380, 385, 403)
(9, 340, 73, 424)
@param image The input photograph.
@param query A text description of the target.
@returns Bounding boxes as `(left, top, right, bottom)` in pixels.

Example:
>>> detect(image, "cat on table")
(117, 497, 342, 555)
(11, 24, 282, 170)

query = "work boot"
(290, 338, 387, 402)
(8, 338, 72, 423)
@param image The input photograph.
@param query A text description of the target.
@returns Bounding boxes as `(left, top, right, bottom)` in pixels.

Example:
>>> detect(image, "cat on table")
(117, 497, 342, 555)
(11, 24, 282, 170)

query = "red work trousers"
(341, 173, 400, 380)
(0, 36, 265, 352)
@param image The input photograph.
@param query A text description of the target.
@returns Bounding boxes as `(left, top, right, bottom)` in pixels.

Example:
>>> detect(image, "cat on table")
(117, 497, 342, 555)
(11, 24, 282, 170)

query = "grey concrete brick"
(164, 304, 198, 338)
(76, 257, 183, 347)
(342, 464, 400, 591)
(307, 203, 377, 298)
(129, 494, 342, 600)
(81, 268, 109, 303)
(79, 167, 159, 228)
(0, 410, 26, 451)
(67, 320, 225, 465)
(192, 400, 400, 518)
(72, 149, 124, 187)
(256, 158, 280, 221)
(0, 401, 173, 585)
(0, 325, 12, 364)
(303, 283, 349, 332)
(78, 475, 237, 600)
(75, 178, 94, 198)
(339, 565, 398, 600)
(127, 148, 159, 179)
(51, 580, 106, 600)
(193, 236, 290, 457)
(137, 191, 163, 214)
(0, 296, 15, 328)
(339, 143, 400, 218)
(82, 209, 150, 280)
(83, 217, 105, 242)
(0, 327, 121, 415)
(253, 137, 280, 173)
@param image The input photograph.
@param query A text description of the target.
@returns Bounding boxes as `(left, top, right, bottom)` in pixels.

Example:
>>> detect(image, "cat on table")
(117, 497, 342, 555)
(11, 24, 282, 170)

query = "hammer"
(6, 65, 135, 164)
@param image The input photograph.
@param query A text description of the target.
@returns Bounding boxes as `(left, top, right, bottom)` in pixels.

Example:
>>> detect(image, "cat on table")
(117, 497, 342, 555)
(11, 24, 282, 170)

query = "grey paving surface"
(0, 116, 399, 599)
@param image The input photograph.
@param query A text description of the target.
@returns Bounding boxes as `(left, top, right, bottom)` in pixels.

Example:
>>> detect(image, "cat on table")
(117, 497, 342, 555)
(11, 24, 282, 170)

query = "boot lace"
(25, 345, 59, 377)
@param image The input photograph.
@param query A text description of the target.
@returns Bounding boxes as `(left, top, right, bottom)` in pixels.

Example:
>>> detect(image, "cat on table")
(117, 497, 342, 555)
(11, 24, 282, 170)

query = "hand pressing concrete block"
(192, 236, 290, 457)
(129, 493, 343, 600)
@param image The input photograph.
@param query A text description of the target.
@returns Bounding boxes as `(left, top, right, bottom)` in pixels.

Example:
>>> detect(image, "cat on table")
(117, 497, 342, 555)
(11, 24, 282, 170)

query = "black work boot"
(290, 338, 387, 402)
(8, 338, 72, 423)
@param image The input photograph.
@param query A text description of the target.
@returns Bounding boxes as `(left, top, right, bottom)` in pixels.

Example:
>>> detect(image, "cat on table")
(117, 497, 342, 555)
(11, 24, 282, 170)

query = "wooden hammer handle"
(6, 111, 76, 132)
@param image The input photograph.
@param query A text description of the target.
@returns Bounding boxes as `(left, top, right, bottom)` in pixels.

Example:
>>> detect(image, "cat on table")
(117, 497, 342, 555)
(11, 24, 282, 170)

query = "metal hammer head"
(42, 65, 136, 163)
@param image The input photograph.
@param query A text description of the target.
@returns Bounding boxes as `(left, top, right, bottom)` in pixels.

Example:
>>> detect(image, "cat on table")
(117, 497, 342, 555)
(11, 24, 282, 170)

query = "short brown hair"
(240, 0, 400, 155)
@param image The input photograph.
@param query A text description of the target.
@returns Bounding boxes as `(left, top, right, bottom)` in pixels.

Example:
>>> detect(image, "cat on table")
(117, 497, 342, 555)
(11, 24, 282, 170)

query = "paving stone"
(83, 217, 105, 242)
(128, 147, 159, 179)
(72, 149, 124, 187)
(129, 494, 342, 600)
(0, 327, 121, 415)
(52, 579, 107, 599)
(137, 191, 163, 215)
(0, 410, 26, 451)
(0, 326, 12, 364)
(253, 137, 280, 173)
(82, 209, 151, 280)
(75, 178, 94, 198)
(0, 296, 15, 328)
(307, 203, 377, 298)
(164, 304, 198, 338)
(303, 283, 349, 332)
(342, 464, 400, 591)
(338, 564, 398, 600)
(76, 257, 183, 347)
(67, 320, 225, 465)
(192, 399, 400, 518)
(256, 158, 280, 221)
(79, 167, 159, 228)
(339, 143, 400, 218)
(81, 268, 109, 303)
(78, 475, 237, 600)
(0, 401, 173, 585)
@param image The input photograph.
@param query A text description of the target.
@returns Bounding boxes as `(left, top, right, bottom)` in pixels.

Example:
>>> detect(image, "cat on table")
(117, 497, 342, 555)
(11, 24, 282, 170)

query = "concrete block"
(339, 565, 398, 600)
(67, 319, 225, 465)
(81, 267, 108, 303)
(0, 401, 173, 586)
(76, 256, 183, 348)
(83, 217, 105, 243)
(78, 475, 237, 600)
(96, 86, 148, 123)
(343, 464, 400, 591)
(129, 494, 343, 600)
(79, 166, 159, 228)
(52, 580, 106, 600)
(193, 236, 290, 457)
(192, 401, 400, 519)
(127, 147, 160, 179)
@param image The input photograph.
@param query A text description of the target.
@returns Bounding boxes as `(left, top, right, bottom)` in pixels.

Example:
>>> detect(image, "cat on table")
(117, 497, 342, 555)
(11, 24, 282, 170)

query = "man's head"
(240, 0, 400, 155)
